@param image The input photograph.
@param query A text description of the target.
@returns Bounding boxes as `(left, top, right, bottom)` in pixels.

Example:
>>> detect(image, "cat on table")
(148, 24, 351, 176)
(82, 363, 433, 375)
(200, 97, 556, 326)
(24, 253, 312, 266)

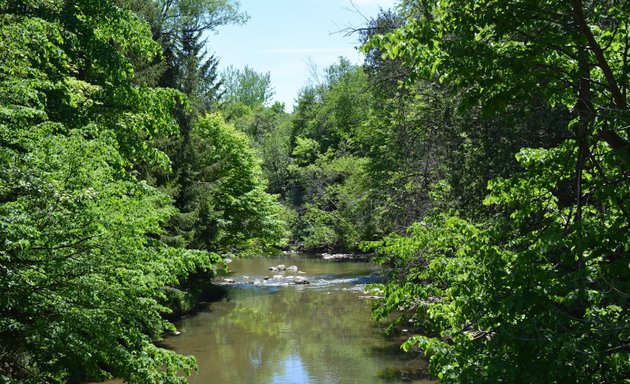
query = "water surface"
(163, 254, 433, 384)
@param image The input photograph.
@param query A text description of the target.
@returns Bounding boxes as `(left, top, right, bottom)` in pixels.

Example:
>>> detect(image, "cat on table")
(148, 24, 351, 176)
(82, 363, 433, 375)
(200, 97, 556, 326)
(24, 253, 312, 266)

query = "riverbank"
(163, 253, 435, 384)
(96, 253, 435, 384)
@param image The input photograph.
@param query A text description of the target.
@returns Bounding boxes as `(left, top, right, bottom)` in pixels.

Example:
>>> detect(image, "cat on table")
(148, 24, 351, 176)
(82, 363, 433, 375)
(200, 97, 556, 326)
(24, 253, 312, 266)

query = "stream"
(161, 253, 433, 384)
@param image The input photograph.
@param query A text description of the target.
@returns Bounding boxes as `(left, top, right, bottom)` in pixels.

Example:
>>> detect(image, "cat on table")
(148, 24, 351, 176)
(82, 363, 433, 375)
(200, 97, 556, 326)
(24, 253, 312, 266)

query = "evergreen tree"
(0, 1, 219, 382)
(122, 0, 247, 106)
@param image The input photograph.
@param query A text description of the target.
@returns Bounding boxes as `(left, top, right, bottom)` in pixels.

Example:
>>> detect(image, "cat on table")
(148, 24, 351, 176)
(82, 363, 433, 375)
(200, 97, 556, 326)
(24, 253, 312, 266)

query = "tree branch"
(572, 0, 627, 110)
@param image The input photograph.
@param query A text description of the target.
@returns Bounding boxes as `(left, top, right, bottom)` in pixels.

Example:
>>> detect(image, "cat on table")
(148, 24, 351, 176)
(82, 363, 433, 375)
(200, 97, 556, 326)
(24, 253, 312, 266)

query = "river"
(159, 253, 433, 384)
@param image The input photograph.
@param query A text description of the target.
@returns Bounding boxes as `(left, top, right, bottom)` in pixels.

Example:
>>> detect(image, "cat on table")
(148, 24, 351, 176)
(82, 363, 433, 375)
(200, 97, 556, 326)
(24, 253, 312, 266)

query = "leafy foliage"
(3, 0, 627, 382)
(0, 0, 279, 382)
(180, 113, 289, 254)
(221, 65, 275, 108)
(283, 59, 380, 250)
(223, 101, 293, 196)
(367, 142, 629, 381)
(362, 0, 630, 382)
(0, 129, 214, 383)
(122, 0, 247, 101)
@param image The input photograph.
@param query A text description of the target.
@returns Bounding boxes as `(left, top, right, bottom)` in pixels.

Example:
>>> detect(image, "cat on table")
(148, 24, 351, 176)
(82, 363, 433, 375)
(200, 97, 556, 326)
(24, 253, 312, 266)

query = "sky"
(209, 0, 398, 111)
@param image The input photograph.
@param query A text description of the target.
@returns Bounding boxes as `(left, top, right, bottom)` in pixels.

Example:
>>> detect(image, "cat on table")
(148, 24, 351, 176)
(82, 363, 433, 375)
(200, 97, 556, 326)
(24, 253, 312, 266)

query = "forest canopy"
(359, 0, 630, 382)
(0, 0, 628, 383)
(0, 0, 285, 382)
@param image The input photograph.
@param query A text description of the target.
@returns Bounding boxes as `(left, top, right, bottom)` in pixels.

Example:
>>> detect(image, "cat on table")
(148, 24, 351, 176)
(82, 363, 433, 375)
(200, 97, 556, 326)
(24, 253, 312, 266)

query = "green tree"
(353, 7, 573, 235)
(222, 101, 294, 196)
(292, 58, 371, 153)
(182, 113, 288, 254)
(221, 65, 275, 108)
(122, 0, 247, 101)
(175, 31, 225, 113)
(285, 59, 378, 251)
(0, 1, 219, 382)
(120, 1, 252, 254)
(359, 9, 410, 97)
(365, 0, 629, 382)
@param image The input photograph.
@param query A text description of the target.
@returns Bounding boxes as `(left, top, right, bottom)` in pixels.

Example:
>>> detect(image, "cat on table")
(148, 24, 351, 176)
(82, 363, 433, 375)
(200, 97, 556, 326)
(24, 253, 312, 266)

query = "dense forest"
(1, 0, 628, 383)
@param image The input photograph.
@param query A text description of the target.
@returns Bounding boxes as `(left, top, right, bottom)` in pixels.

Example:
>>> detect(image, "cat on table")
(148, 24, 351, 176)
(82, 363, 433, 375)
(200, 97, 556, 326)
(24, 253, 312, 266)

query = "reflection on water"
(162, 254, 434, 384)
(271, 354, 309, 384)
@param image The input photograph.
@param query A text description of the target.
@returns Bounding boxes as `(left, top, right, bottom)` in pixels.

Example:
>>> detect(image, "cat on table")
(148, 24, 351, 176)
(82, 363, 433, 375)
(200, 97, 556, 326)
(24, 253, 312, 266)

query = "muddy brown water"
(109, 254, 434, 384)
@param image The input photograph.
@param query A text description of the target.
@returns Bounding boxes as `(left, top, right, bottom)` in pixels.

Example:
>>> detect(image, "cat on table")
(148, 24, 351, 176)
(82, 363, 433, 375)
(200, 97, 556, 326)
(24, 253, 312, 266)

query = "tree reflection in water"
(163, 256, 434, 384)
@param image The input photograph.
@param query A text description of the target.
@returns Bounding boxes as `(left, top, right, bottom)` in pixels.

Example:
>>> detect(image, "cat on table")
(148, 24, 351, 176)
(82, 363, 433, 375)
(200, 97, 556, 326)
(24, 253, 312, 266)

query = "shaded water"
(162, 254, 433, 384)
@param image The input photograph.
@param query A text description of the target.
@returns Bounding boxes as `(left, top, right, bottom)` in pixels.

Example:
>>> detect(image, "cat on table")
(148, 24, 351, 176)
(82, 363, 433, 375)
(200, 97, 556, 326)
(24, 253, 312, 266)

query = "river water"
(160, 254, 433, 384)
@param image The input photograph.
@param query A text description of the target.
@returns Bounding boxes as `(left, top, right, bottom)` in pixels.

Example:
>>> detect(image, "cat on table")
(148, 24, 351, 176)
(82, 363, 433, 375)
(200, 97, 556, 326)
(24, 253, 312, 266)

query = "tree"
(291, 58, 373, 154)
(221, 65, 275, 108)
(284, 59, 379, 251)
(364, 0, 629, 382)
(0, 1, 219, 382)
(120, 1, 252, 254)
(176, 29, 225, 112)
(222, 101, 294, 196)
(181, 113, 289, 254)
(358, 9, 410, 97)
(122, 0, 247, 101)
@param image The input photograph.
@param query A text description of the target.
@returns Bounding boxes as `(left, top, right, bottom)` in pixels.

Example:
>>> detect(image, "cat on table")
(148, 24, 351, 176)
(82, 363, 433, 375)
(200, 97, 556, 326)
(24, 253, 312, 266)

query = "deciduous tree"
(364, 1, 629, 381)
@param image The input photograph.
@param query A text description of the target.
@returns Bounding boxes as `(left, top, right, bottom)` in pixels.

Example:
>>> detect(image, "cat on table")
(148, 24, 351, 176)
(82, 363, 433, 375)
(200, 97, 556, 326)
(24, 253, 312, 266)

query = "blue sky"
(208, 0, 398, 110)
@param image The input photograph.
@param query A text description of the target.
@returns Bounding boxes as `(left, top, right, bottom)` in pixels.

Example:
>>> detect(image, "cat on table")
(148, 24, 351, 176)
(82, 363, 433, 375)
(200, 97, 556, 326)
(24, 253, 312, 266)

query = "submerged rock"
(321, 253, 352, 260)
(294, 276, 310, 285)
(321, 253, 370, 261)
